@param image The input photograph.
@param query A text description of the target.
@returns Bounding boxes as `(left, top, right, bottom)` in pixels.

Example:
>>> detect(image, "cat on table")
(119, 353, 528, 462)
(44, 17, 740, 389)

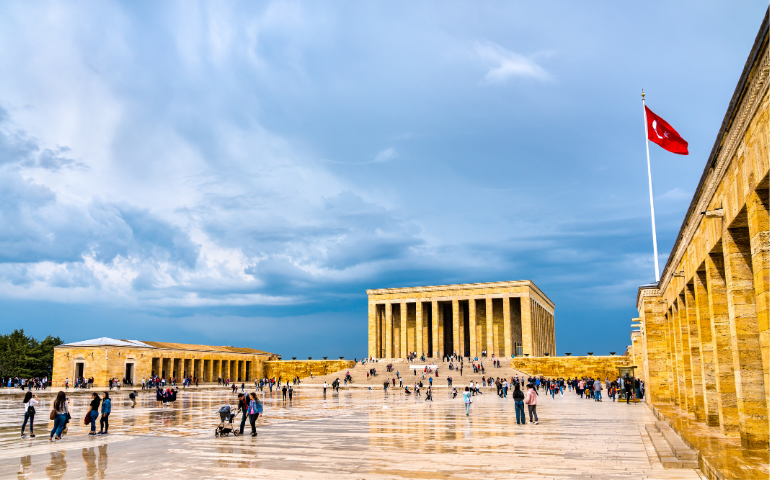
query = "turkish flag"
(645, 106, 688, 155)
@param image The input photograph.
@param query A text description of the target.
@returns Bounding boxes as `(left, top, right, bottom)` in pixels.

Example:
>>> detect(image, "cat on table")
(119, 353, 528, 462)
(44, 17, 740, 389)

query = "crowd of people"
(4, 377, 49, 390)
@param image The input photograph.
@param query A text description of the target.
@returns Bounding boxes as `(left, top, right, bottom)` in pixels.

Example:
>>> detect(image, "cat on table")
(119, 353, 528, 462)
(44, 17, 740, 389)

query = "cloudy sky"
(0, 1, 766, 358)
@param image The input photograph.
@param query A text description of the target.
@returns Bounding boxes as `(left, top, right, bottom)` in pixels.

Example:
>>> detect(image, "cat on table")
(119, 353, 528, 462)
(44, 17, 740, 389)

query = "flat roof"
(58, 338, 278, 356)
(367, 280, 554, 309)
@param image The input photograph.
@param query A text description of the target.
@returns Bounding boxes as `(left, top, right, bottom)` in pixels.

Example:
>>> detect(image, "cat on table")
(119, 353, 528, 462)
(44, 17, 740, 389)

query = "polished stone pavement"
(1, 386, 705, 479)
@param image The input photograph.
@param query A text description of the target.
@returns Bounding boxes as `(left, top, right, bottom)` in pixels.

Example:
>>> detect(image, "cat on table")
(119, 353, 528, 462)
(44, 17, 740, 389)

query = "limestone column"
(640, 292, 672, 403)
(677, 295, 695, 413)
(706, 250, 740, 436)
(503, 298, 512, 357)
(666, 309, 681, 406)
(368, 301, 376, 359)
(684, 284, 705, 420)
(485, 298, 494, 357)
(723, 221, 769, 449)
(206, 357, 214, 383)
(521, 295, 534, 356)
(664, 312, 678, 402)
(746, 190, 770, 426)
(376, 305, 382, 358)
(458, 302, 465, 357)
(385, 303, 393, 358)
(694, 269, 720, 426)
(452, 299, 460, 357)
(469, 299, 477, 358)
(431, 300, 439, 358)
(400, 302, 408, 358)
(416, 302, 423, 356)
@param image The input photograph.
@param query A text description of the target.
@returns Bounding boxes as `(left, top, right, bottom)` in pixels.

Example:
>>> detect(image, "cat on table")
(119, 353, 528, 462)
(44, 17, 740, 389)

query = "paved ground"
(0, 386, 704, 479)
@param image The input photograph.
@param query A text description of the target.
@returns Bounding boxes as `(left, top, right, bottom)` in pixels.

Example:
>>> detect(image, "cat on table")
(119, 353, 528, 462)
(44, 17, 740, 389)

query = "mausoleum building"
(53, 338, 280, 387)
(367, 280, 555, 359)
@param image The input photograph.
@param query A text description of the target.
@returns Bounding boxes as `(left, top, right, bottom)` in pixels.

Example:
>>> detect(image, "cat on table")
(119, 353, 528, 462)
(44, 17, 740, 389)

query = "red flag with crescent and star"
(645, 106, 688, 155)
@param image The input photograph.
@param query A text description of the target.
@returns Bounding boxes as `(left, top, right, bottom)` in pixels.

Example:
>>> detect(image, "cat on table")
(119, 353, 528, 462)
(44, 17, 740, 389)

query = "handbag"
(84, 412, 91, 425)
(49, 409, 56, 421)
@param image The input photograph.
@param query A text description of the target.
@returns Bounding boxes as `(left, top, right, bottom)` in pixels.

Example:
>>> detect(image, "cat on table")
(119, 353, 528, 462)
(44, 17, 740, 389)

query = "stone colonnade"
(151, 352, 261, 383)
(367, 281, 555, 358)
(636, 34, 768, 451)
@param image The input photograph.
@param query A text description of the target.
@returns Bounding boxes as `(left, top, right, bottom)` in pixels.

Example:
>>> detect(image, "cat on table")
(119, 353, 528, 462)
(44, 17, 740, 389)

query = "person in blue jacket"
(98, 392, 111, 435)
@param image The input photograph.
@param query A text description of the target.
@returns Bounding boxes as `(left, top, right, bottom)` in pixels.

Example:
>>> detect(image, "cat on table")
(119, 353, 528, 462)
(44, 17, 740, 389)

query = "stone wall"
(511, 356, 631, 379)
(264, 360, 356, 380)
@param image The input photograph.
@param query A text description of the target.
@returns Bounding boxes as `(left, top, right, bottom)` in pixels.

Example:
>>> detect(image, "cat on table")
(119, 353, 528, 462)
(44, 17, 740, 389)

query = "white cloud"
(475, 41, 552, 84)
(371, 147, 398, 163)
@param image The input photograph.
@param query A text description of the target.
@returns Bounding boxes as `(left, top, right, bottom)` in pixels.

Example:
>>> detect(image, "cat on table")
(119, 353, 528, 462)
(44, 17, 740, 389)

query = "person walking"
(513, 384, 526, 425)
(49, 391, 69, 442)
(593, 379, 603, 402)
(288, 385, 293, 400)
(525, 384, 538, 424)
(236, 393, 249, 435)
(247, 393, 261, 437)
(21, 391, 38, 437)
(87, 393, 101, 435)
(98, 392, 111, 434)
(462, 387, 471, 416)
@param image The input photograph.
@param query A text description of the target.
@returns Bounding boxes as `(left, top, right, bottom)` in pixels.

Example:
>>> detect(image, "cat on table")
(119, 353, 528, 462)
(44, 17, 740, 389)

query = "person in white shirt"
(469, 381, 475, 396)
(21, 391, 38, 437)
(323, 382, 327, 394)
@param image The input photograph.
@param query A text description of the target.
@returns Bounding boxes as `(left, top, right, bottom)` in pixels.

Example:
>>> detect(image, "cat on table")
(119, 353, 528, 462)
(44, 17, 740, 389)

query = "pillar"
(400, 302, 408, 358)
(431, 300, 439, 358)
(452, 299, 460, 357)
(694, 270, 720, 426)
(685, 283, 705, 420)
(469, 299, 477, 358)
(640, 292, 671, 403)
(485, 297, 494, 357)
(706, 250, 740, 436)
(677, 295, 695, 413)
(368, 301, 376, 358)
(723, 216, 769, 449)
(416, 302, 424, 356)
(746, 189, 770, 431)
(437, 302, 444, 357)
(385, 303, 393, 358)
(521, 295, 533, 356)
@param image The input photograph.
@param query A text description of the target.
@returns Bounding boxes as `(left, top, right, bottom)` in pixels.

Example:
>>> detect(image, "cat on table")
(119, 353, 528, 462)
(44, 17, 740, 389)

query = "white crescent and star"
(651, 120, 664, 139)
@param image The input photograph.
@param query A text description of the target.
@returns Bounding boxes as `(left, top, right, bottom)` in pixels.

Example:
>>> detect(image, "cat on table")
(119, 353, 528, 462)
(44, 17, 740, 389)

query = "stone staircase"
(299, 358, 530, 388)
(644, 421, 699, 469)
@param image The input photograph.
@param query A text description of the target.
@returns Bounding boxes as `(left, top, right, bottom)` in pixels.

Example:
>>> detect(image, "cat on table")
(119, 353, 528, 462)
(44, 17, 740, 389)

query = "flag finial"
(641, 89, 645, 101)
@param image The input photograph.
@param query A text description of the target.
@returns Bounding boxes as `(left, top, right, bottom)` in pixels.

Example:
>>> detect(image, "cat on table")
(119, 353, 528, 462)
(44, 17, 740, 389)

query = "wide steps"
(644, 422, 698, 469)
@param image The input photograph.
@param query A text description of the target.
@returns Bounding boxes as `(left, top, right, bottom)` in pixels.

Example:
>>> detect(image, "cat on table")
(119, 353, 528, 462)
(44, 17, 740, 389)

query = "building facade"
(367, 280, 555, 359)
(635, 12, 768, 451)
(53, 338, 280, 387)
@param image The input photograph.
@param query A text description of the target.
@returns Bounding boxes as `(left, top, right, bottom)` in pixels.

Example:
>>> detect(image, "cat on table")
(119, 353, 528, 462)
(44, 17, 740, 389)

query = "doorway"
(75, 362, 84, 379)
(125, 363, 134, 384)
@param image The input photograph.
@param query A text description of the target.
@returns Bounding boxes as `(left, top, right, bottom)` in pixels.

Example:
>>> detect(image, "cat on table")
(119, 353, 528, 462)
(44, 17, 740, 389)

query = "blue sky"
(0, 1, 767, 358)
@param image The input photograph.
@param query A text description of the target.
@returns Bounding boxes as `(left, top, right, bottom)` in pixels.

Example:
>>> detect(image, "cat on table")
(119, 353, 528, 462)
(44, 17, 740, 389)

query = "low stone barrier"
(264, 360, 356, 380)
(511, 355, 630, 379)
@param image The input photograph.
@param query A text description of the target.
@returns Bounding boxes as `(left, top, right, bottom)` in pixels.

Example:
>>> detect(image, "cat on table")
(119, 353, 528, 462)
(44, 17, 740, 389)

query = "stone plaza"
(3, 377, 707, 480)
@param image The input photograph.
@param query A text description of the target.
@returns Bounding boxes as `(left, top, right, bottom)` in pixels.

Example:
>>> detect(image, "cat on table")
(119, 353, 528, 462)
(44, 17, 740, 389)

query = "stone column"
(400, 302, 408, 358)
(521, 295, 533, 356)
(694, 269, 720, 426)
(416, 302, 423, 356)
(469, 299, 477, 358)
(666, 309, 680, 406)
(385, 303, 393, 358)
(685, 284, 705, 420)
(437, 302, 444, 357)
(640, 292, 672, 403)
(677, 295, 695, 413)
(452, 299, 460, 357)
(503, 298, 512, 357)
(432, 300, 439, 358)
(368, 301, 376, 359)
(746, 190, 770, 426)
(706, 250, 740, 436)
(723, 221, 768, 449)
(485, 297, 494, 357)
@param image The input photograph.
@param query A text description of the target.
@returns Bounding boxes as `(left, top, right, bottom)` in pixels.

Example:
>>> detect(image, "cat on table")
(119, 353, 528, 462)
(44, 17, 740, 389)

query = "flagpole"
(642, 90, 660, 283)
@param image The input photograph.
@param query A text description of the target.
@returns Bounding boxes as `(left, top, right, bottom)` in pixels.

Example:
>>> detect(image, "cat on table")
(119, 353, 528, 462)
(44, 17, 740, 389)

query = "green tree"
(0, 329, 63, 378)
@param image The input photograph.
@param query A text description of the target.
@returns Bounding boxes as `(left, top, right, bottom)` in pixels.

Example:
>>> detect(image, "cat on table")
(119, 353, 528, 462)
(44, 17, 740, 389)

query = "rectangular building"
(635, 11, 768, 451)
(367, 280, 555, 359)
(53, 337, 280, 387)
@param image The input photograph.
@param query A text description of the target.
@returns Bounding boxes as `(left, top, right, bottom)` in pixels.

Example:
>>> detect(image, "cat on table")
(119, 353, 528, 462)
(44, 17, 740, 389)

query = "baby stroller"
(215, 405, 239, 437)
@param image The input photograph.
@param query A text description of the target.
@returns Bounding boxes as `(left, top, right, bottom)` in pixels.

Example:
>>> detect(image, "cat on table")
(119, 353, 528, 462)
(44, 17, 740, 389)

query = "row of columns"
(152, 356, 254, 382)
(369, 295, 555, 359)
(641, 188, 769, 450)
